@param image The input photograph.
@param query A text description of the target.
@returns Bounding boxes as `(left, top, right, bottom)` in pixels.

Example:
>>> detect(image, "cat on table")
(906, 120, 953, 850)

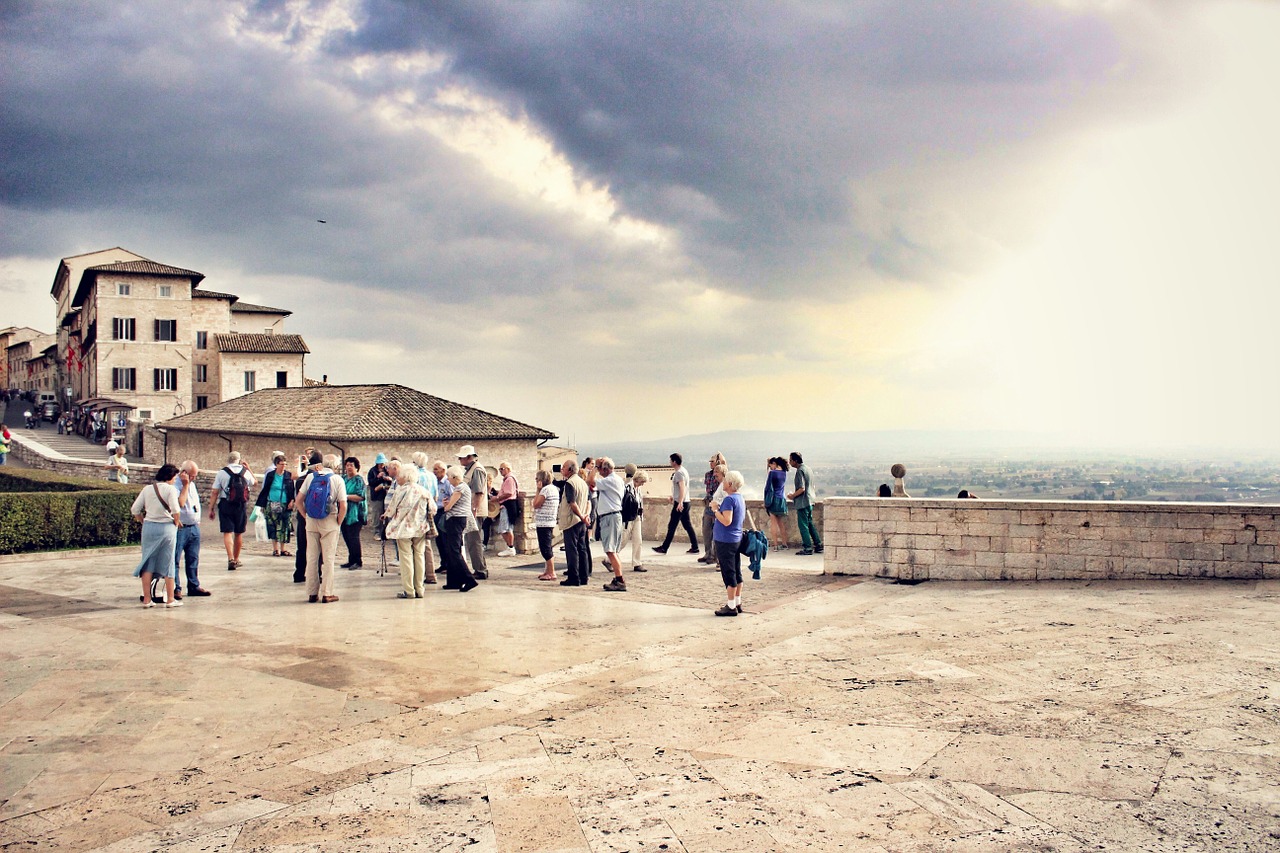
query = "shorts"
(218, 500, 248, 535)
(536, 526, 555, 560)
(597, 512, 623, 553)
(496, 506, 512, 535)
(765, 495, 788, 516)
(716, 540, 743, 588)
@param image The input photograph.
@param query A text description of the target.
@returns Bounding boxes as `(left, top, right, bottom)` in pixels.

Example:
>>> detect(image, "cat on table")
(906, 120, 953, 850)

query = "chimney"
(322, 374, 328, 383)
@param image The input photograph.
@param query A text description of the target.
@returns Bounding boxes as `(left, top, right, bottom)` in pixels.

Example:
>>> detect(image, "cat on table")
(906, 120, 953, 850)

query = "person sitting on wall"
(957, 490, 979, 499)
(878, 484, 893, 497)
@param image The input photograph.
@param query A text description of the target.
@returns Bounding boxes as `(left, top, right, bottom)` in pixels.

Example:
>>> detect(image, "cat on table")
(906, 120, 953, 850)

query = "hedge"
(0, 469, 141, 554)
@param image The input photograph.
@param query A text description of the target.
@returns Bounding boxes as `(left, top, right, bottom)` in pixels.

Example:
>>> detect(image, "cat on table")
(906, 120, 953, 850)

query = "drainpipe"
(157, 427, 168, 465)
(327, 440, 346, 462)
(217, 433, 234, 452)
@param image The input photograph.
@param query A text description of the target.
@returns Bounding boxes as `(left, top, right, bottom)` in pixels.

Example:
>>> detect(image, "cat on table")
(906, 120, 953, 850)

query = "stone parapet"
(640, 495, 822, 545)
(822, 498, 1280, 581)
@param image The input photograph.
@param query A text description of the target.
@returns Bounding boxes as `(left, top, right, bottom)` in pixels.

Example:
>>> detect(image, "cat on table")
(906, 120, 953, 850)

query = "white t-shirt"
(596, 473, 625, 515)
(131, 483, 180, 523)
(534, 484, 560, 528)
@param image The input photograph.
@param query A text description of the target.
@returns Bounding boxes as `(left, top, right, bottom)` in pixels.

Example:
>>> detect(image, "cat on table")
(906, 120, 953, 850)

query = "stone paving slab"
(0, 538, 1278, 850)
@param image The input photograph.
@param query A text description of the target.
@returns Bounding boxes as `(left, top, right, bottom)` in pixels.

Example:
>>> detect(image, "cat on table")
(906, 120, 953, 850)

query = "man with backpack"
(294, 451, 348, 603)
(208, 451, 257, 572)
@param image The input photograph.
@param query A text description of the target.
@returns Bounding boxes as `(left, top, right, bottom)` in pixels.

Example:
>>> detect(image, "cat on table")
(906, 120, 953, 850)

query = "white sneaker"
(141, 601, 155, 608)
(388, 560, 399, 567)
(165, 599, 184, 608)
(497, 548, 516, 557)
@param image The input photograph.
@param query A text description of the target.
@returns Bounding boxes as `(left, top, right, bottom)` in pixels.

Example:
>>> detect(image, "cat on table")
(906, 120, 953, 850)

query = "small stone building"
(153, 384, 557, 493)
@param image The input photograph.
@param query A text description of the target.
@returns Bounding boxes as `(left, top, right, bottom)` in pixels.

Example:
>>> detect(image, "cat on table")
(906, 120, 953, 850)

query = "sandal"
(280, 549, 292, 557)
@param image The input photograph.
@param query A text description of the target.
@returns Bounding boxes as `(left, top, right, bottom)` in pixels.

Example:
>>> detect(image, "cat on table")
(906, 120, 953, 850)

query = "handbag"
(150, 484, 180, 526)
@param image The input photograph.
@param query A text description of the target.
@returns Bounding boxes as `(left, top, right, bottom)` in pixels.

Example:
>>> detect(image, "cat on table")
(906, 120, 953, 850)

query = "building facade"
(49, 249, 308, 419)
(0, 327, 47, 390)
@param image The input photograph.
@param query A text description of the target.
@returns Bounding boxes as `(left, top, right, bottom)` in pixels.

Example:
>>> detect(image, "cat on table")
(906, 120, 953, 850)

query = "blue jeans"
(175, 524, 201, 592)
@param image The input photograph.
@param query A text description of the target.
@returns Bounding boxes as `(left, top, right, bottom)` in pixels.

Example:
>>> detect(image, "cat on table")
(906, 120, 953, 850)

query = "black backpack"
(621, 482, 641, 523)
(223, 466, 249, 508)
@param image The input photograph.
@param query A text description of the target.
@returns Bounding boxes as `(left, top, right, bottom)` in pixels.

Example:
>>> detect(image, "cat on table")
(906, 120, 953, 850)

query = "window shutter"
(154, 319, 159, 340)
(154, 368, 160, 391)
(111, 369, 118, 391)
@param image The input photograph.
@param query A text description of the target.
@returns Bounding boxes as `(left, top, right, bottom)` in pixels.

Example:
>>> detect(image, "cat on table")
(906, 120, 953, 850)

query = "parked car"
(40, 402, 60, 422)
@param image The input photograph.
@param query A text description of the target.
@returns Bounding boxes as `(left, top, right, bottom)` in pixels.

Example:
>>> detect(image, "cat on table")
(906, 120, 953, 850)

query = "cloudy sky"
(2, 0, 1277, 451)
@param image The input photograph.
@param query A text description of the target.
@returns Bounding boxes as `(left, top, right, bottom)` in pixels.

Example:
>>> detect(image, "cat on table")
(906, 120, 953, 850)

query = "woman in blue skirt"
(131, 463, 182, 608)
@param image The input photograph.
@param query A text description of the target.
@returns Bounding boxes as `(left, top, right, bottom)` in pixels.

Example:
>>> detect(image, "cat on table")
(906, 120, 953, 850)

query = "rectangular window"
(276, 371, 288, 388)
(153, 368, 178, 391)
(196, 331, 208, 350)
(158, 284, 172, 297)
(111, 367, 136, 391)
(111, 317, 136, 341)
(195, 364, 208, 383)
(116, 282, 131, 296)
(195, 395, 209, 411)
(244, 371, 256, 392)
(154, 319, 177, 342)
(138, 409, 153, 420)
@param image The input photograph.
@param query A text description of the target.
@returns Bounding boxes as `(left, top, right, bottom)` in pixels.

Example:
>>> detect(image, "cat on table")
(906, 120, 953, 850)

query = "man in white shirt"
(294, 452, 348, 603)
(207, 451, 256, 571)
(654, 452, 699, 556)
(172, 460, 210, 598)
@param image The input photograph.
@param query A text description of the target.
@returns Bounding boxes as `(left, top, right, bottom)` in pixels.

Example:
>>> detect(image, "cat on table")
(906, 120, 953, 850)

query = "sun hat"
(375, 453, 387, 464)
(456, 445, 476, 458)
(106, 440, 118, 450)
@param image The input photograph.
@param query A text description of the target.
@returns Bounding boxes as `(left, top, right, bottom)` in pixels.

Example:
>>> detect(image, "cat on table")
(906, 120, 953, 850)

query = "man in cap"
(457, 445, 488, 579)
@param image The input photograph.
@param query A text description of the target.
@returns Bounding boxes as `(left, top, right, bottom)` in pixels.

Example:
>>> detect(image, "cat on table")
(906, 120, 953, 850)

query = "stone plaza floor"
(0, 532, 1277, 851)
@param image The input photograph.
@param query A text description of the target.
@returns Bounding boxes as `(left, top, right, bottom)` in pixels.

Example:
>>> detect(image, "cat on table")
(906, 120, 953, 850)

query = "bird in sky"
(316, 219, 327, 224)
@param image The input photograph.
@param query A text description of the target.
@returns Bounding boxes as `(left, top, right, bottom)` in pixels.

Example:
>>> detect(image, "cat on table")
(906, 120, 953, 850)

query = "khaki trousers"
(623, 518, 644, 568)
(397, 535, 435, 596)
(305, 514, 341, 597)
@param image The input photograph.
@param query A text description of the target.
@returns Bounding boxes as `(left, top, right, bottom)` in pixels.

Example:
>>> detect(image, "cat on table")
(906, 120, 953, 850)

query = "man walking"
(788, 451, 823, 555)
(458, 445, 489, 579)
(558, 459, 591, 586)
(208, 451, 255, 571)
(173, 461, 209, 598)
(594, 457, 627, 592)
(295, 452, 347, 603)
(653, 452, 698, 555)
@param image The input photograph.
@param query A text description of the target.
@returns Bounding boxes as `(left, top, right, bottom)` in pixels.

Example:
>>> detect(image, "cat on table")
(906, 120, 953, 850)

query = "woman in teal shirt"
(341, 457, 368, 569)
(255, 453, 295, 557)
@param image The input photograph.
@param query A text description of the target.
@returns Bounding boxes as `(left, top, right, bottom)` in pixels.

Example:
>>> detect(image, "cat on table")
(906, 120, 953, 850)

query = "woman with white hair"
(440, 465, 478, 592)
(532, 469, 559, 581)
(711, 470, 747, 617)
(383, 461, 437, 597)
(622, 469, 648, 573)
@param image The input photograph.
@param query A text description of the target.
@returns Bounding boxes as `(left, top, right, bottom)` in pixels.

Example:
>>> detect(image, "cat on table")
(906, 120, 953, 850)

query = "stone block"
(1031, 537, 1071, 554)
(931, 564, 984, 581)
(1006, 537, 1034, 553)
(962, 522, 1009, 538)
(1211, 513, 1250, 530)
(960, 535, 991, 551)
(1134, 557, 1178, 576)
(912, 506, 953, 523)
(1111, 540, 1144, 558)
(912, 534, 944, 551)
(1068, 539, 1112, 557)
(1257, 530, 1280, 546)
(1176, 559, 1215, 577)
(1043, 554, 1086, 574)
(998, 565, 1039, 581)
(846, 532, 888, 549)
(976, 550, 1006, 569)
(1004, 552, 1045, 570)
(1215, 562, 1262, 579)
(1084, 557, 1123, 577)
(1203, 528, 1240, 545)
(1008, 524, 1044, 538)
(939, 548, 977, 566)
(1018, 509, 1050, 525)
(1140, 542, 1170, 560)
(876, 506, 912, 522)
(1149, 526, 1204, 544)
(1176, 514, 1216, 529)
(1265, 561, 1280, 579)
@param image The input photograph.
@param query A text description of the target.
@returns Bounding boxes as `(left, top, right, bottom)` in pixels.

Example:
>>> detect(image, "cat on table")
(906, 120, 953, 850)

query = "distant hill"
(581, 429, 1163, 467)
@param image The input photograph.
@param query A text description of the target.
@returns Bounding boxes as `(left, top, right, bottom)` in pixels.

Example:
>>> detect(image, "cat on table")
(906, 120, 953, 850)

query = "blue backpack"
(305, 473, 334, 520)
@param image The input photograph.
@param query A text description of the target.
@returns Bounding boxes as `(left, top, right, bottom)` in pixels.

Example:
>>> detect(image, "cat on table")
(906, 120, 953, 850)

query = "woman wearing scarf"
(255, 453, 295, 557)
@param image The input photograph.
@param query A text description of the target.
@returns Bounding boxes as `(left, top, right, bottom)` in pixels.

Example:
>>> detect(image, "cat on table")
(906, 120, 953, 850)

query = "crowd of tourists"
(127, 444, 825, 617)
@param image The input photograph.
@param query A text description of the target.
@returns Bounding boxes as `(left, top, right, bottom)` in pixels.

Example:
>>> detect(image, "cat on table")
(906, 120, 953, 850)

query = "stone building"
(153, 384, 557, 492)
(0, 326, 46, 389)
(49, 248, 308, 419)
(5, 334, 55, 395)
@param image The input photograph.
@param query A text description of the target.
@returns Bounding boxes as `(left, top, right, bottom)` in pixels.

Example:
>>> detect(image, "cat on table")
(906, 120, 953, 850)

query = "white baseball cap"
(106, 440, 118, 450)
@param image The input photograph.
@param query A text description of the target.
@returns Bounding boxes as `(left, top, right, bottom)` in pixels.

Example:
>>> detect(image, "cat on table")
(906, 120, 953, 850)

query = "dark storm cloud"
(338, 0, 1172, 294)
(0, 0, 1184, 314)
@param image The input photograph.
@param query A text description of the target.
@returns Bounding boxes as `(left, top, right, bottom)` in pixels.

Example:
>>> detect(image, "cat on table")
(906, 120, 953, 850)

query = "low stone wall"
(640, 495, 822, 546)
(822, 498, 1280, 581)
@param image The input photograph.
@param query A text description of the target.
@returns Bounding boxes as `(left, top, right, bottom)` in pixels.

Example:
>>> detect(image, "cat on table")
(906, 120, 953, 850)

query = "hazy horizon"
(3, 1, 1277, 452)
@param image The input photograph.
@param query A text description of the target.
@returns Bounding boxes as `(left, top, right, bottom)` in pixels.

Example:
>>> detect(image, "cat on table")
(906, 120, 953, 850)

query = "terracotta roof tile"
(159, 384, 556, 442)
(214, 333, 310, 354)
(230, 301, 291, 316)
(192, 288, 239, 302)
(86, 260, 204, 278)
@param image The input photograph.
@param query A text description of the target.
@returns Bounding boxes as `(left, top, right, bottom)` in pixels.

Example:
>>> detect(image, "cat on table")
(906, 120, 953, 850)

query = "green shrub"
(0, 470, 141, 554)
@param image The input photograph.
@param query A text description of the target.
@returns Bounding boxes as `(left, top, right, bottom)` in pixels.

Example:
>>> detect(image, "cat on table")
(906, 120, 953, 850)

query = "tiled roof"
(231, 301, 291, 316)
(192, 288, 239, 302)
(214, 333, 310, 354)
(73, 259, 204, 307)
(159, 384, 557, 442)
(303, 377, 329, 386)
(86, 260, 205, 279)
